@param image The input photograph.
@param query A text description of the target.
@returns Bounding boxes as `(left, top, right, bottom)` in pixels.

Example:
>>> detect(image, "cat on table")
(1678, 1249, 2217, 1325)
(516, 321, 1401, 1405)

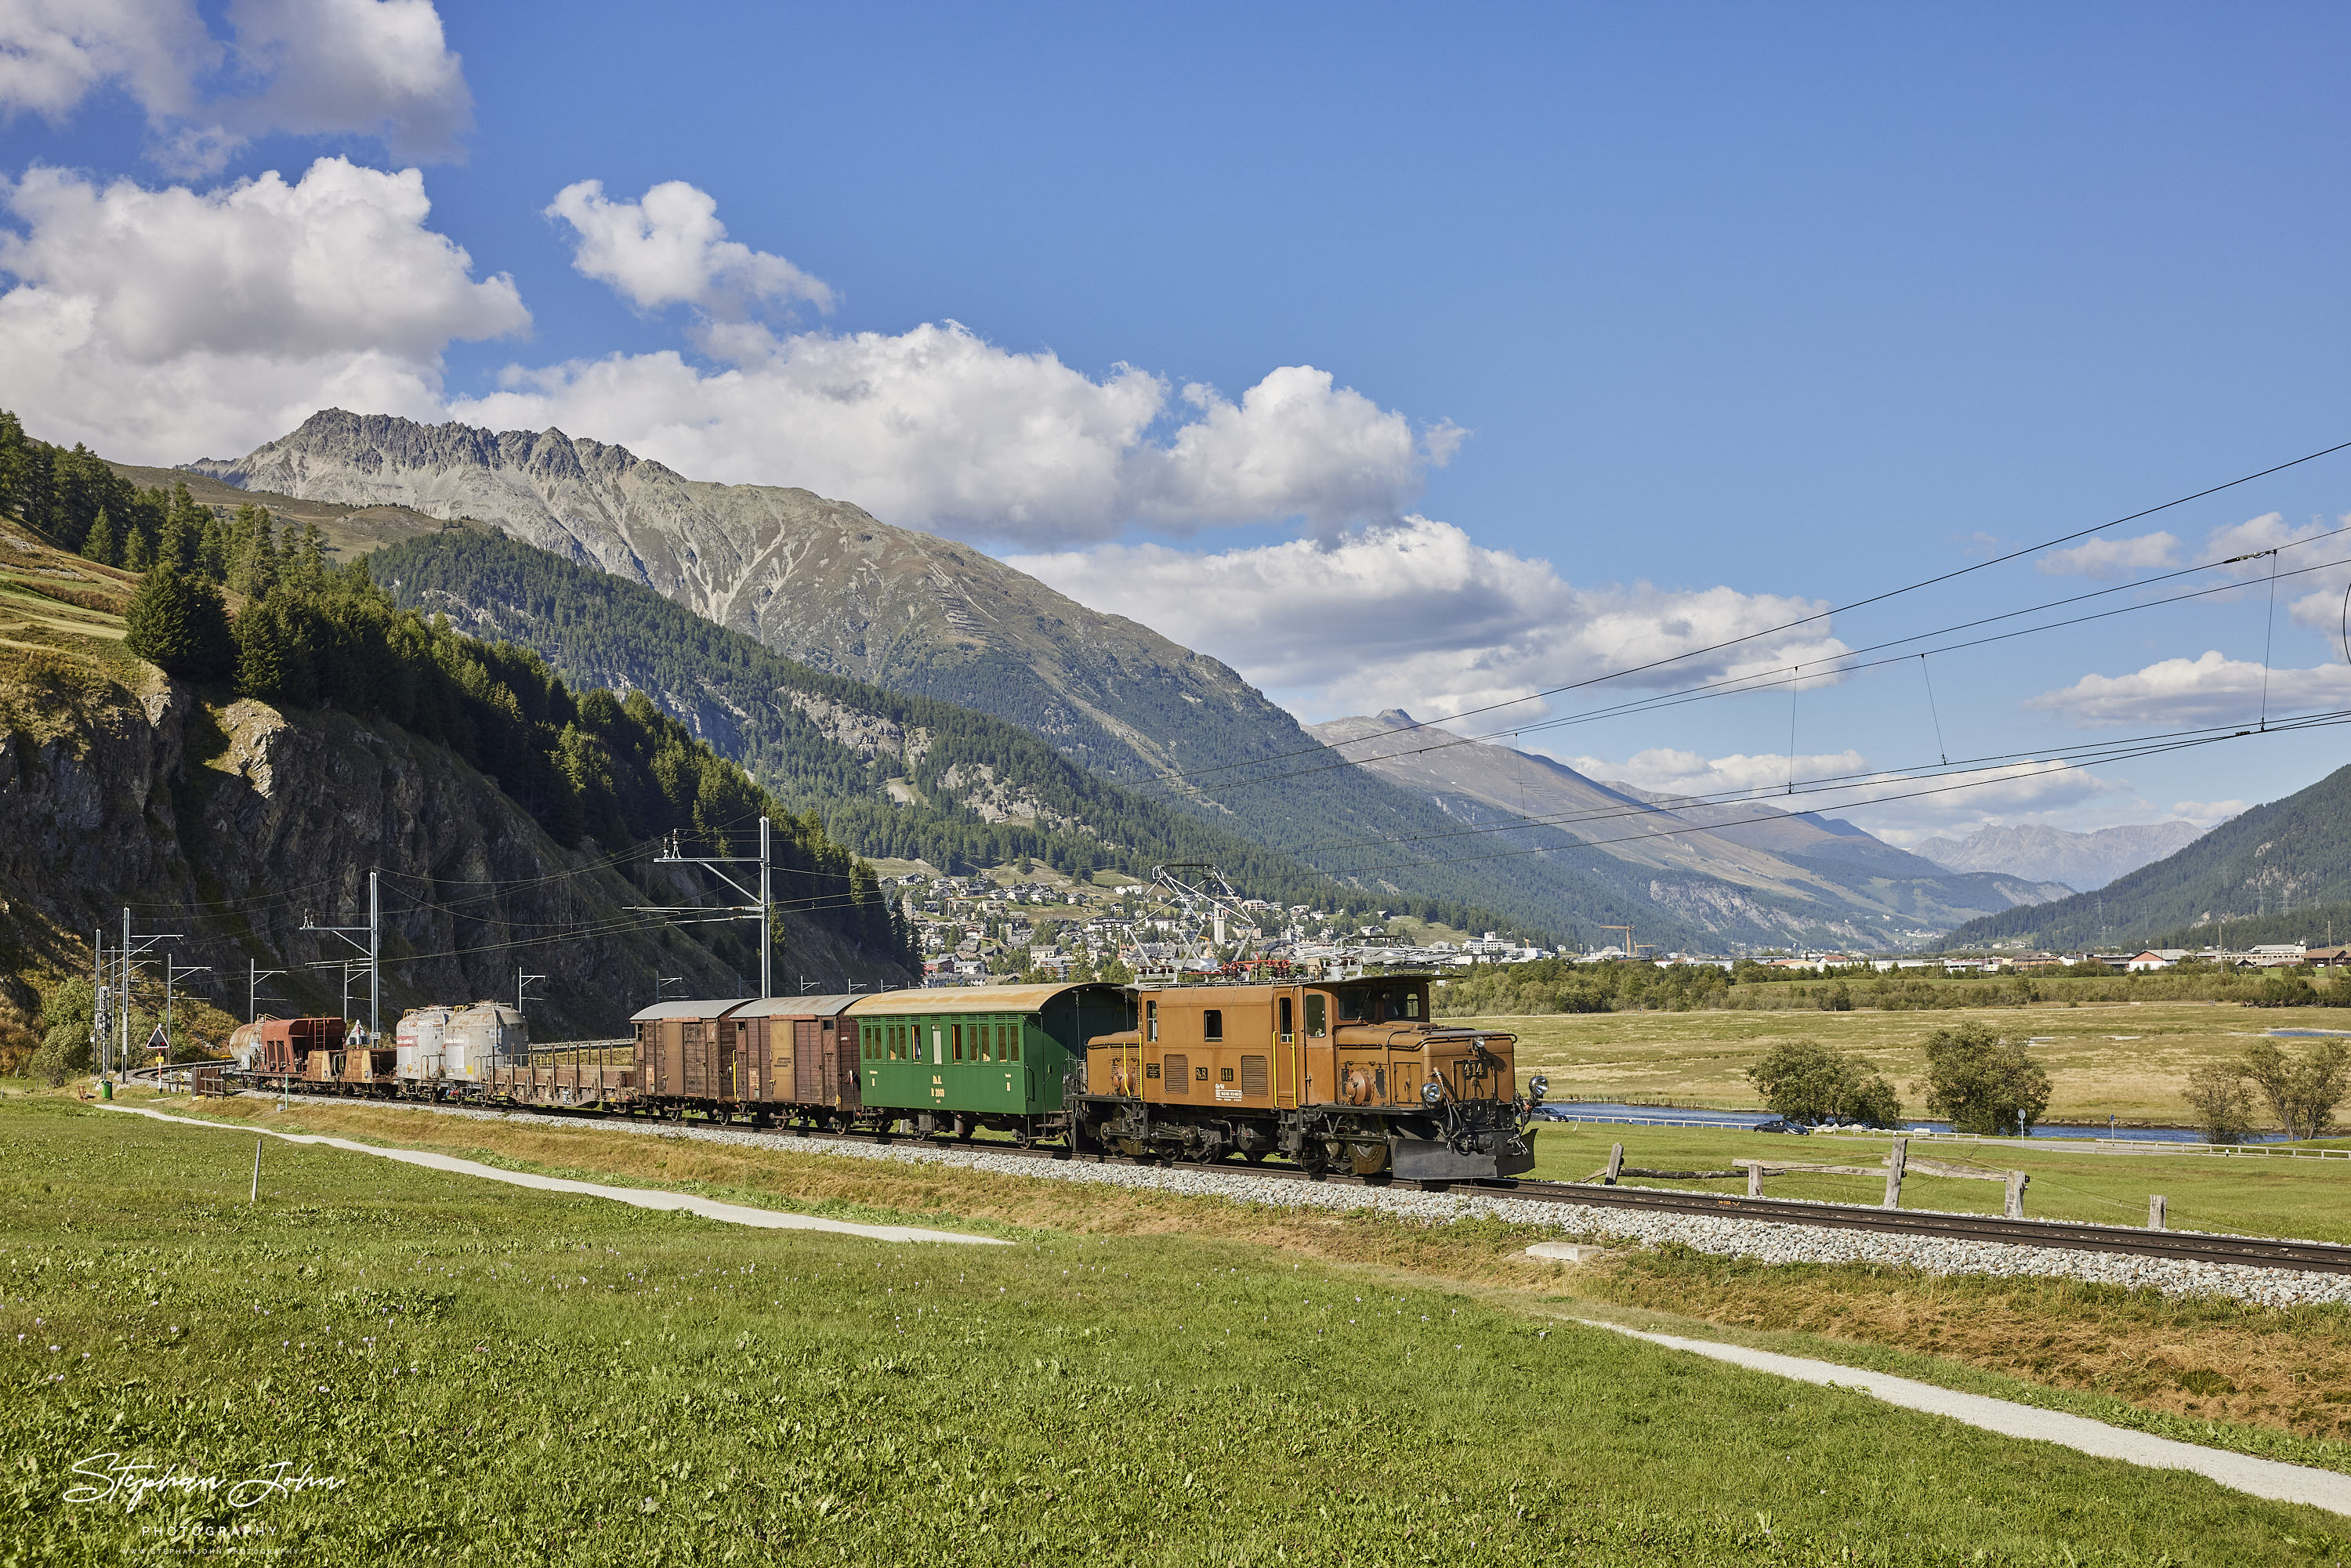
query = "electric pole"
(302, 870, 380, 1043)
(634, 818, 775, 998)
(248, 959, 287, 1023)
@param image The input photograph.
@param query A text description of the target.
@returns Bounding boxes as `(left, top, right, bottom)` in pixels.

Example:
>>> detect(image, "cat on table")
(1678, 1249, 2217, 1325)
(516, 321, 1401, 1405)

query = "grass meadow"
(1473, 998, 2351, 1123)
(4, 1095, 2350, 1564)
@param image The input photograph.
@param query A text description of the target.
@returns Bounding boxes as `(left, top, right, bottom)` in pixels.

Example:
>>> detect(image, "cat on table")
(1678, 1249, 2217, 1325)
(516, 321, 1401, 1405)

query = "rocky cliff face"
(0, 663, 903, 1038)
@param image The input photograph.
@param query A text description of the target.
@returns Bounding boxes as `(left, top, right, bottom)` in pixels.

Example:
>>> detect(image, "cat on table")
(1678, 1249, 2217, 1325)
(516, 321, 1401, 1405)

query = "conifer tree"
(123, 521, 153, 570)
(81, 508, 118, 566)
(123, 563, 234, 682)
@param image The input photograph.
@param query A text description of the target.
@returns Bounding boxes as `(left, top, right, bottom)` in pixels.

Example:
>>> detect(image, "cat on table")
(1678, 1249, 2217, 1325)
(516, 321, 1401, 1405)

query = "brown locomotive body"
(1075, 976, 1538, 1179)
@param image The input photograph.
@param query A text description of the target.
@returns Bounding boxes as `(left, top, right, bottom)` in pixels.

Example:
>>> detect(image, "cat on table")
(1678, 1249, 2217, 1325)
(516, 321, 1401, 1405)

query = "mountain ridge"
(1945, 766, 2351, 951)
(1306, 709, 2074, 949)
(1911, 820, 2208, 894)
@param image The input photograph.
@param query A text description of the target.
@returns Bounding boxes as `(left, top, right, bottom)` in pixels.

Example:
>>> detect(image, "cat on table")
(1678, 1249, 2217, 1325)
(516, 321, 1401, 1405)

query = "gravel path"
(220, 1092, 2351, 1309)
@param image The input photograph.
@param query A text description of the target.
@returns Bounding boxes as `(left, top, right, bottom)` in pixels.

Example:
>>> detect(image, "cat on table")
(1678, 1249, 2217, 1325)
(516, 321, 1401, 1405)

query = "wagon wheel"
(956, 1116, 975, 1143)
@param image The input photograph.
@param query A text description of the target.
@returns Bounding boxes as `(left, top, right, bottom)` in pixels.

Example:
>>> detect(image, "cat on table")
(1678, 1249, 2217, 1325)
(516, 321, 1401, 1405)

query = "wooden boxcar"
(844, 983, 1129, 1141)
(730, 995, 861, 1124)
(630, 998, 753, 1108)
(1075, 976, 1538, 1179)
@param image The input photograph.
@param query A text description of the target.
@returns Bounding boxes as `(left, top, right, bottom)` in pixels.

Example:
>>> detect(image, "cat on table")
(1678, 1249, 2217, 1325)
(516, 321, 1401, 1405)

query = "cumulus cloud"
(0, 158, 526, 459)
(546, 178, 833, 320)
(2036, 531, 2178, 578)
(2171, 798, 2247, 827)
(0, 0, 469, 174)
(1007, 516, 1849, 719)
(457, 328, 1448, 546)
(2025, 650, 2351, 728)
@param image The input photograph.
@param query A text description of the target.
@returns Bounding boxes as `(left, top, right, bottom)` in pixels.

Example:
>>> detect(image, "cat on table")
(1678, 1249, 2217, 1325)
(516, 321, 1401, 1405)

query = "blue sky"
(6, 2, 2351, 845)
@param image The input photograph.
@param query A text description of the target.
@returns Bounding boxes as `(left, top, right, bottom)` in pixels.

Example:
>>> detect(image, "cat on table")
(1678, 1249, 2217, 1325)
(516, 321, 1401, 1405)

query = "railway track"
(221, 1085, 2351, 1277)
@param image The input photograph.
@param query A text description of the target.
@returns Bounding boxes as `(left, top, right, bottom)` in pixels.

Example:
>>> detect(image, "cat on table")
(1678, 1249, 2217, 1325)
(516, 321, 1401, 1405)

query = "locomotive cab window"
(1405, 990, 1422, 1019)
(1278, 998, 1293, 1041)
(1202, 1009, 1223, 1042)
(1305, 994, 1326, 1037)
(1145, 1000, 1158, 1042)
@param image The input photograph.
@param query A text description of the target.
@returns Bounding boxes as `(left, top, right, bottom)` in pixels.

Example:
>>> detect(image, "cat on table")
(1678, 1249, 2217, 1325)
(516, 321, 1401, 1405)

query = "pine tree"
(123, 563, 234, 682)
(123, 522, 153, 571)
(82, 508, 118, 566)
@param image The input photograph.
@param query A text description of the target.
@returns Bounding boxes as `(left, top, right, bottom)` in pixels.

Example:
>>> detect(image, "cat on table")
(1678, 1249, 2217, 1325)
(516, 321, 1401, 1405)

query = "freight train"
(233, 976, 1542, 1180)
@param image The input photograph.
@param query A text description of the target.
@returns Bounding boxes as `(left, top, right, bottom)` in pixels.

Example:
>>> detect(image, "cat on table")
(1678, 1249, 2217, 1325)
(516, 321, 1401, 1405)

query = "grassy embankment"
(12, 1088, 2351, 1557)
(1475, 997, 2350, 1124)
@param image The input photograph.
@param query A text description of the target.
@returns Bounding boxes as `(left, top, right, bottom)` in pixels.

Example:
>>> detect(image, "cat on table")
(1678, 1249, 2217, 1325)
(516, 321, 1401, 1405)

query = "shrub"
(2240, 1037, 2350, 1141)
(1918, 1021, 2051, 1135)
(2181, 1063, 2255, 1145)
(1746, 1039, 1901, 1127)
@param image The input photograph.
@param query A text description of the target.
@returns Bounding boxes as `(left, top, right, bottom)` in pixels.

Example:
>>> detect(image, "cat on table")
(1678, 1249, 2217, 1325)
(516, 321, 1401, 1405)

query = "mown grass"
(5, 1099, 2351, 1563)
(1475, 998, 2350, 1122)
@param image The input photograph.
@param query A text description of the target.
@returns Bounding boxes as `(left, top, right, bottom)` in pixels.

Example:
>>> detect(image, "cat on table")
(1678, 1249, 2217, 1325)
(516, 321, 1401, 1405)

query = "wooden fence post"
(1882, 1137, 1907, 1209)
(1605, 1143, 1625, 1186)
(1748, 1162, 1763, 1197)
(2004, 1170, 2027, 1219)
(2148, 1194, 2167, 1231)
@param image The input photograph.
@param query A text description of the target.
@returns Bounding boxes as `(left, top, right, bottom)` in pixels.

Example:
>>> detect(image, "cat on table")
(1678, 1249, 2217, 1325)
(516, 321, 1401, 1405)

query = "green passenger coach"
(844, 983, 1129, 1143)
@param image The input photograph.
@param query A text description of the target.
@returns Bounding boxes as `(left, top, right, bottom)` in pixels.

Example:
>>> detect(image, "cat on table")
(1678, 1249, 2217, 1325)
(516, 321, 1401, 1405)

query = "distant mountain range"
(181, 414, 1679, 946)
(172, 410, 2093, 952)
(1307, 710, 2074, 949)
(1911, 821, 2208, 893)
(1947, 766, 2351, 951)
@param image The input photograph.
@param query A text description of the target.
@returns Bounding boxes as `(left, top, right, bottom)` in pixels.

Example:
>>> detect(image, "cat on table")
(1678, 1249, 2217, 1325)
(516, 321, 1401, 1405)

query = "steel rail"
(229, 1084, 2351, 1276)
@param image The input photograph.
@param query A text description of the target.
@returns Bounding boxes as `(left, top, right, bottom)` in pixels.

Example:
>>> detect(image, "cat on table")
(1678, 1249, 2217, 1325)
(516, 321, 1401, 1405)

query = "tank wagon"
(230, 978, 1541, 1179)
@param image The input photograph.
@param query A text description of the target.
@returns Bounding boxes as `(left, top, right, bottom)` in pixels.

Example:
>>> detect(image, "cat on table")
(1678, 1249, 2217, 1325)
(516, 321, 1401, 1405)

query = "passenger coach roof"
(731, 995, 861, 1019)
(845, 983, 1112, 1016)
(628, 998, 753, 1023)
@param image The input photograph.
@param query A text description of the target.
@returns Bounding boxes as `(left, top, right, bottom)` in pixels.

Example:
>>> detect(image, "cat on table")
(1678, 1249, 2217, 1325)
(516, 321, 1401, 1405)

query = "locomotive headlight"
(1421, 1079, 1444, 1105)
(1528, 1075, 1549, 1101)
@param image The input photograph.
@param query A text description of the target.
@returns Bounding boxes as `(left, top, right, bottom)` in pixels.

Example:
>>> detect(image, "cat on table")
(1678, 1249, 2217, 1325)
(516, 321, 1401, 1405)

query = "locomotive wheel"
(1349, 1142, 1392, 1177)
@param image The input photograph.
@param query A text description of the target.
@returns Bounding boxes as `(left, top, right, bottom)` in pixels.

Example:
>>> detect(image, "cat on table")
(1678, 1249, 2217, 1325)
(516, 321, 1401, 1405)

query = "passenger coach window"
(1305, 995, 1326, 1037)
(951, 1023, 964, 1062)
(1006, 1023, 1022, 1063)
(1203, 1009, 1223, 1041)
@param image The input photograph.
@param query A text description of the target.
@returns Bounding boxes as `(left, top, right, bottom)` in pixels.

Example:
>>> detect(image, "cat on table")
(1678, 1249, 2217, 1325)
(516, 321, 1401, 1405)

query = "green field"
(3, 1098, 2347, 1564)
(1477, 999, 2347, 1124)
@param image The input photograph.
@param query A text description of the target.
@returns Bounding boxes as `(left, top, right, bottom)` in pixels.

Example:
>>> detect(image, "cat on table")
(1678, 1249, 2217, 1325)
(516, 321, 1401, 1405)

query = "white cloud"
(2036, 531, 2178, 578)
(222, 0, 471, 163)
(1563, 748, 1871, 798)
(457, 327, 1449, 546)
(0, 0, 469, 174)
(1007, 516, 1849, 718)
(0, 0, 216, 121)
(2171, 798, 2247, 827)
(2025, 650, 2351, 728)
(546, 178, 833, 320)
(0, 158, 526, 460)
